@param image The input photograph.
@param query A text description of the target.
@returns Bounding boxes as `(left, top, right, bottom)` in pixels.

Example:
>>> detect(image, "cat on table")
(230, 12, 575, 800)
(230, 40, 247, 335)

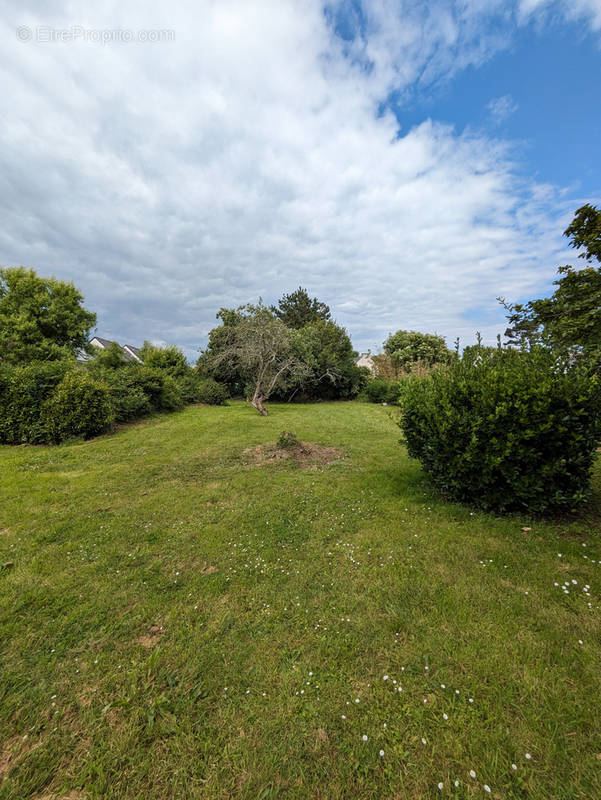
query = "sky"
(1, 1, 600, 359)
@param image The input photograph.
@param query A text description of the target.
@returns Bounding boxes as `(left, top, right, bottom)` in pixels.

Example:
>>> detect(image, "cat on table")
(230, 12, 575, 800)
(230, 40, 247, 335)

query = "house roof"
(90, 336, 115, 348)
(89, 337, 144, 363)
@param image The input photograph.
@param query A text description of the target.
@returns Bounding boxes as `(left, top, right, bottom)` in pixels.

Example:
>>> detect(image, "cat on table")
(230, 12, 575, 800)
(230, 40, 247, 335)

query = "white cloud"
(487, 94, 519, 123)
(0, 0, 591, 358)
(519, 0, 601, 30)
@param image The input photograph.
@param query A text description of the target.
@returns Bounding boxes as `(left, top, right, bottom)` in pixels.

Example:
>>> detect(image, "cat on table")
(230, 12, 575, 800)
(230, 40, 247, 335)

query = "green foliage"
(272, 287, 331, 329)
(138, 342, 190, 378)
(129, 367, 184, 412)
(564, 203, 601, 263)
(362, 378, 402, 404)
(0, 361, 70, 443)
(400, 346, 601, 513)
(196, 378, 229, 405)
(42, 372, 114, 443)
(277, 430, 300, 449)
(292, 320, 366, 400)
(202, 301, 311, 414)
(383, 329, 453, 369)
(0, 267, 96, 364)
(502, 204, 601, 368)
(89, 341, 129, 371)
(106, 371, 152, 422)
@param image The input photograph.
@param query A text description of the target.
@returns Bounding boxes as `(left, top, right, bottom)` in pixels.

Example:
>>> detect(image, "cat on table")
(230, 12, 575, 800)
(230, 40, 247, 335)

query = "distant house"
(86, 336, 144, 364)
(355, 353, 375, 373)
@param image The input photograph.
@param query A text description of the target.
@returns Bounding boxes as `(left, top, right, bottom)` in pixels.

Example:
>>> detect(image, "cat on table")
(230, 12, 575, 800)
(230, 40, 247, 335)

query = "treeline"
(0, 268, 227, 444)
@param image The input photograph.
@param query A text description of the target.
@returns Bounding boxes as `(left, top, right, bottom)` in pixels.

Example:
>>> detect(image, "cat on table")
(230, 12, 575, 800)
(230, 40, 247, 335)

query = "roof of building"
(90, 336, 115, 348)
(87, 337, 144, 363)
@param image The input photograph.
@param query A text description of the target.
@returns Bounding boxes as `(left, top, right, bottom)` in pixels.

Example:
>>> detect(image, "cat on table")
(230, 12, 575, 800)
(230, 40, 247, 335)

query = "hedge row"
(0, 363, 228, 445)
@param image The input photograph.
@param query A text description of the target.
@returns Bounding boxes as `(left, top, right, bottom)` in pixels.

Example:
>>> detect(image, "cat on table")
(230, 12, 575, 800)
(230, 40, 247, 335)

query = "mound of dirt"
(243, 440, 344, 469)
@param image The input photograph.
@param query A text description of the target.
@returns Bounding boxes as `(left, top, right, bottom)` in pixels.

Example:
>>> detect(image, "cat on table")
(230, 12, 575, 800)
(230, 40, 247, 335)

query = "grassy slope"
(0, 401, 600, 800)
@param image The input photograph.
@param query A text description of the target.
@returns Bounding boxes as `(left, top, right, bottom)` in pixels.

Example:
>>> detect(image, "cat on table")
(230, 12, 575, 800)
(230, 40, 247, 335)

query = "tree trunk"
(251, 393, 268, 416)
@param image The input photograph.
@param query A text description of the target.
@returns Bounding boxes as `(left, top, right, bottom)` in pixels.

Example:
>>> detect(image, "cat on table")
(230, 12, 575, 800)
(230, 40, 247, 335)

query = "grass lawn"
(1, 401, 600, 799)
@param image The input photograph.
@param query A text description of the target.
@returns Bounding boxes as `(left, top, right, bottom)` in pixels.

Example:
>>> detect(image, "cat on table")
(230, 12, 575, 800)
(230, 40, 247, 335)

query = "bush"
(176, 372, 204, 404)
(107, 372, 152, 422)
(42, 371, 114, 443)
(128, 367, 184, 412)
(196, 378, 229, 406)
(400, 346, 601, 513)
(0, 361, 70, 444)
(277, 431, 300, 449)
(362, 378, 403, 405)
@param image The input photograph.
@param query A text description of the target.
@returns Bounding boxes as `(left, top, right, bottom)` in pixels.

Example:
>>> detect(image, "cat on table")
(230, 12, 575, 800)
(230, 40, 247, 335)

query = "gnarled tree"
(204, 302, 310, 415)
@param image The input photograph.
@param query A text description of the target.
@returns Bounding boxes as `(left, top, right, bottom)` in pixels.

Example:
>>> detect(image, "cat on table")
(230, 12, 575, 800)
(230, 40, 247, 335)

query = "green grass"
(1, 401, 600, 800)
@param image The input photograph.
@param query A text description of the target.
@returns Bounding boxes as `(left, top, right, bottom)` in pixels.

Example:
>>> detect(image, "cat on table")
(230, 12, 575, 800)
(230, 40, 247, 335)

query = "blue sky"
(0, 0, 600, 358)
(390, 23, 601, 197)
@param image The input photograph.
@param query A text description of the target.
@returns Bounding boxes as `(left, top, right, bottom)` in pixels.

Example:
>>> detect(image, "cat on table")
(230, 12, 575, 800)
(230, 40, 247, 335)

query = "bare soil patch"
(243, 441, 344, 469)
(136, 624, 164, 649)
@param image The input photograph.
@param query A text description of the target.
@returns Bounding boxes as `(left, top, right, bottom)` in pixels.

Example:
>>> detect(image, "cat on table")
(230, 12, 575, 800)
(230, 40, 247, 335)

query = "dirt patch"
(243, 441, 344, 469)
(199, 563, 218, 575)
(136, 624, 164, 649)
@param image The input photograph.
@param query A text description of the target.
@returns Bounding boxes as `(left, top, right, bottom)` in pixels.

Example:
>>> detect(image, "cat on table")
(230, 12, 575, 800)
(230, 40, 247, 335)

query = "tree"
(383, 329, 453, 369)
(0, 267, 96, 364)
(203, 302, 311, 415)
(501, 204, 601, 366)
(272, 287, 331, 329)
(292, 320, 366, 400)
(138, 342, 190, 378)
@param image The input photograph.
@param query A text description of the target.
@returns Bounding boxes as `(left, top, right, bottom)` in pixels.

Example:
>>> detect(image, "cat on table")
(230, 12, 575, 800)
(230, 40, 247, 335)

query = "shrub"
(0, 361, 70, 444)
(196, 378, 229, 406)
(362, 378, 403, 405)
(42, 371, 114, 443)
(277, 431, 300, 449)
(176, 372, 204, 404)
(107, 372, 152, 422)
(128, 367, 184, 412)
(400, 346, 601, 513)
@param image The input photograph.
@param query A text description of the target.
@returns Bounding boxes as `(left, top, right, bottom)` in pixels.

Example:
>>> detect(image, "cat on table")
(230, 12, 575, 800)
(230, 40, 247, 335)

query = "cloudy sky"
(1, 1, 600, 358)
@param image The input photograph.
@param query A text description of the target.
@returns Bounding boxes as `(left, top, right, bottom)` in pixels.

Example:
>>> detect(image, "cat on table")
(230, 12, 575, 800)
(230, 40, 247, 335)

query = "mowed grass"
(1, 402, 600, 800)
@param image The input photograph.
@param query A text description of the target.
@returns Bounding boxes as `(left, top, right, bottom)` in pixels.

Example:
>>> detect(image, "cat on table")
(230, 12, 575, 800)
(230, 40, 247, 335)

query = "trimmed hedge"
(42, 372, 114, 443)
(400, 347, 601, 513)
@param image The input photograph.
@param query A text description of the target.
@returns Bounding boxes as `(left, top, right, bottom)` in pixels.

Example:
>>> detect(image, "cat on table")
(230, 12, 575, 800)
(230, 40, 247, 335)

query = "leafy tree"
(383, 329, 453, 369)
(0, 267, 96, 364)
(138, 342, 190, 378)
(89, 341, 129, 371)
(203, 301, 311, 415)
(272, 287, 331, 329)
(292, 320, 365, 400)
(501, 204, 601, 367)
(197, 307, 246, 395)
(565, 203, 601, 263)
